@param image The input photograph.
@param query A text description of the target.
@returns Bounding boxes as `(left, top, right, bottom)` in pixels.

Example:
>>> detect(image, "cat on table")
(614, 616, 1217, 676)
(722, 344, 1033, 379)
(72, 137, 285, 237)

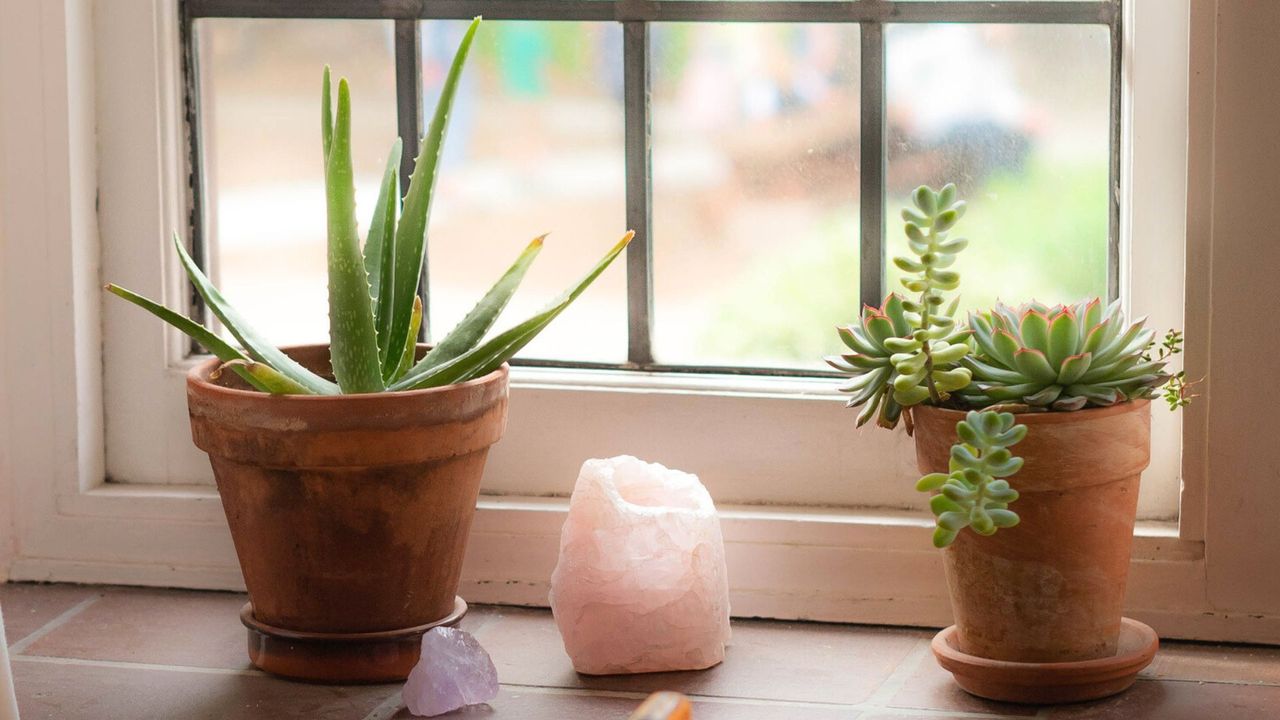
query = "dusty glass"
(421, 20, 627, 364)
(199, 19, 627, 363)
(651, 23, 861, 369)
(198, 19, 398, 348)
(884, 23, 1111, 314)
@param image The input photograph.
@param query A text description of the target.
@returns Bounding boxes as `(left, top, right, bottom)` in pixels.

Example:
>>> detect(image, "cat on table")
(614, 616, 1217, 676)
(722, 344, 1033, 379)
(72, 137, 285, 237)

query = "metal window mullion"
(180, 3, 209, 328)
(1106, 1, 1123, 302)
(623, 20, 654, 367)
(394, 18, 428, 340)
(859, 21, 886, 311)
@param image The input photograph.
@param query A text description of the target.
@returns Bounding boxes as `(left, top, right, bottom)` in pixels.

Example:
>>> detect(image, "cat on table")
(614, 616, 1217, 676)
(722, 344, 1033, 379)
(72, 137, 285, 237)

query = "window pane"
(422, 21, 626, 364)
(198, 19, 397, 347)
(199, 19, 626, 363)
(885, 24, 1111, 311)
(652, 23, 860, 369)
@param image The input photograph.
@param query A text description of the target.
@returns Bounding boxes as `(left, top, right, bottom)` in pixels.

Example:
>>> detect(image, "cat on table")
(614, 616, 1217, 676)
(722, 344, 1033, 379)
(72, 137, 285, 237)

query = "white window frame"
(5, 0, 1272, 643)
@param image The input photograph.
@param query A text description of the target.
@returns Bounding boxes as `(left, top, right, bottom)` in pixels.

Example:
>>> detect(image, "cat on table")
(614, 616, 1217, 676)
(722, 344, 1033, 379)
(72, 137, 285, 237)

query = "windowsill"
(68, 483, 1200, 560)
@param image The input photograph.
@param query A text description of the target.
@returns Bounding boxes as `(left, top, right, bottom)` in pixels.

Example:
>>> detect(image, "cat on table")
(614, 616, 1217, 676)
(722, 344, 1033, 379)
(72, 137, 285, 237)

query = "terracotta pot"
(913, 401, 1151, 664)
(186, 345, 508, 682)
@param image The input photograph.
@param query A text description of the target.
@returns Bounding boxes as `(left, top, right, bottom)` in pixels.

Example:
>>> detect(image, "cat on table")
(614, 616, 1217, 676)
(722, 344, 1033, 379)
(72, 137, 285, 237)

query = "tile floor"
(3, 582, 1279, 719)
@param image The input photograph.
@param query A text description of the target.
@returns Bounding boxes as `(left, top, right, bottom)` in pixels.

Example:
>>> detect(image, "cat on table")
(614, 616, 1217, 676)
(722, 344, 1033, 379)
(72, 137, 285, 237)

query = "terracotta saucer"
(240, 597, 468, 684)
(931, 617, 1159, 704)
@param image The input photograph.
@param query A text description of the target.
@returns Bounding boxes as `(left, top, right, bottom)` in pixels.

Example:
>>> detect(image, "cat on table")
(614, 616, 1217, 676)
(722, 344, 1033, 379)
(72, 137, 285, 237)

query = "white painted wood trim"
(0, 0, 105, 572)
(1122, 0, 1192, 532)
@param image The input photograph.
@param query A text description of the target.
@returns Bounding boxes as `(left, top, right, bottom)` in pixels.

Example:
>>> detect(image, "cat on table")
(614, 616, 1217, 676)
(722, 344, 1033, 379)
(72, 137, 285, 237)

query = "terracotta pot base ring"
(931, 617, 1159, 705)
(240, 597, 468, 684)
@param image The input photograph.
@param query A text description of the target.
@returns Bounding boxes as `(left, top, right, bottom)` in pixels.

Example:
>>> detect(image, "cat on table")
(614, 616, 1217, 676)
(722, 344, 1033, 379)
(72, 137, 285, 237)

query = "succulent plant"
(961, 299, 1171, 411)
(105, 18, 631, 395)
(917, 410, 1026, 548)
(827, 184, 972, 428)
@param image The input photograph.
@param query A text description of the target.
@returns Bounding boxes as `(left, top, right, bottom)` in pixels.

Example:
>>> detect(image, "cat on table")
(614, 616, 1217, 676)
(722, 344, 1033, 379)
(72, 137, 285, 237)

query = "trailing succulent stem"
(105, 17, 632, 395)
(917, 410, 1026, 548)
(890, 185, 973, 407)
(827, 184, 972, 428)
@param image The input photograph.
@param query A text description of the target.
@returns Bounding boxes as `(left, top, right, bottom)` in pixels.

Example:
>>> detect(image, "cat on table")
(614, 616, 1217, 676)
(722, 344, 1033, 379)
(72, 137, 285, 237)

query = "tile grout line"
(501, 682, 1022, 719)
(11, 655, 267, 677)
(862, 636, 933, 708)
(8, 595, 102, 655)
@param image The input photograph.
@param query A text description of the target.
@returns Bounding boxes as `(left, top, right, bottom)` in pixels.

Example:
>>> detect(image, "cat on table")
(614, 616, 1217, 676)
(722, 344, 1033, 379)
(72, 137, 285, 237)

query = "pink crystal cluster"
(402, 627, 499, 717)
(549, 455, 731, 675)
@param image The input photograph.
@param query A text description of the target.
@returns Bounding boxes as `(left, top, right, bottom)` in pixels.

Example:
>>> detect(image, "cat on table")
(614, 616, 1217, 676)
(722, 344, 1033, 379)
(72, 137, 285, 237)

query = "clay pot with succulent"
(828, 184, 1191, 703)
(105, 18, 630, 684)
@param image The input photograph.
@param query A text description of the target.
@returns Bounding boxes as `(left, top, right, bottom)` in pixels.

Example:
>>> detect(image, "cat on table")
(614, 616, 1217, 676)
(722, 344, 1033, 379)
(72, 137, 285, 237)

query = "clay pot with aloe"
(104, 18, 631, 683)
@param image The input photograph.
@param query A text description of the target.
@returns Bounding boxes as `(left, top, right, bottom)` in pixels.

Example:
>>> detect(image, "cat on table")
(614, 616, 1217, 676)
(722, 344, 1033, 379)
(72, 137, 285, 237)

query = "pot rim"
(912, 398, 1150, 425)
(186, 343, 508, 403)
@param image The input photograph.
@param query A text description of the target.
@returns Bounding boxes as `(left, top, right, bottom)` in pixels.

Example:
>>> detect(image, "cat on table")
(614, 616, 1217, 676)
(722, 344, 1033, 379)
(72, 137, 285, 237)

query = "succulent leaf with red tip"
(828, 295, 917, 428)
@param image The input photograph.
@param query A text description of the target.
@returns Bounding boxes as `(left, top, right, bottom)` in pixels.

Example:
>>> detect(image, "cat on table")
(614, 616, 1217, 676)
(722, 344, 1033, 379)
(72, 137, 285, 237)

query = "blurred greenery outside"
(702, 156, 1109, 366)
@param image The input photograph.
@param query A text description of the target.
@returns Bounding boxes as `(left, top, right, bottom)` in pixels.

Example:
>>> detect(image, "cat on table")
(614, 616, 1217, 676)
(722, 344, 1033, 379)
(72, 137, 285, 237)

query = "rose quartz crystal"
(402, 627, 498, 717)
(549, 455, 731, 675)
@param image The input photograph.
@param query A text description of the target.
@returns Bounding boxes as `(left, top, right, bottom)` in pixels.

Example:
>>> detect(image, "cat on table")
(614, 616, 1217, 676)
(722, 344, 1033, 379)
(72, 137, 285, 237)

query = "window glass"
(199, 19, 627, 362)
(884, 24, 1111, 313)
(198, 19, 398, 347)
(422, 20, 627, 363)
(651, 23, 861, 369)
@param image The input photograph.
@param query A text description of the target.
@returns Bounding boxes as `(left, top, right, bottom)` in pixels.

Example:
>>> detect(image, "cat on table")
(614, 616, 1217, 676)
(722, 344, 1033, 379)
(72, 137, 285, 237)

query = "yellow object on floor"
(629, 692, 692, 720)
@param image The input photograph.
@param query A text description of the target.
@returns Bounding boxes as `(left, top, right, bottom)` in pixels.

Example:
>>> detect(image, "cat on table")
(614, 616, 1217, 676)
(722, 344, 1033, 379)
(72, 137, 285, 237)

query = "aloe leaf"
(326, 77, 384, 394)
(172, 234, 338, 395)
(364, 138, 402, 316)
(321, 66, 333, 160)
(390, 295, 423, 383)
(383, 17, 481, 374)
(410, 234, 546, 375)
(392, 231, 633, 391)
(104, 283, 271, 393)
(212, 359, 315, 395)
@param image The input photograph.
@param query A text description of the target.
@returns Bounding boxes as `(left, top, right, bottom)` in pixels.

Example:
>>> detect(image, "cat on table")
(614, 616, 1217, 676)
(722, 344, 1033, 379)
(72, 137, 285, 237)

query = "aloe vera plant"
(916, 410, 1026, 548)
(106, 18, 631, 395)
